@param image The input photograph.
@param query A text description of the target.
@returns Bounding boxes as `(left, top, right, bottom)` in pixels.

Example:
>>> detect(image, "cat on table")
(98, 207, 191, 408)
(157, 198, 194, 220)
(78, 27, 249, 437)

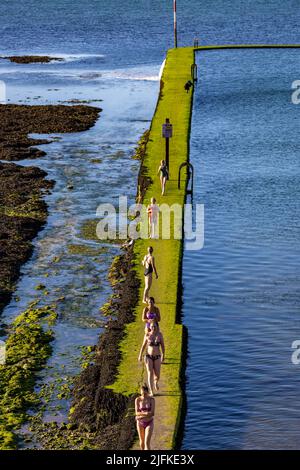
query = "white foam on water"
(47, 53, 106, 63)
(158, 59, 166, 80)
(0, 340, 6, 365)
(0, 53, 106, 63)
(0, 64, 160, 83)
(99, 65, 160, 82)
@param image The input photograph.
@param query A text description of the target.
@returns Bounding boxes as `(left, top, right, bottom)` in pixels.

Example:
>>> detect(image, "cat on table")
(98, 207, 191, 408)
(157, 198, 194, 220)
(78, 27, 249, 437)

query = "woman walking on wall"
(135, 384, 155, 450)
(142, 297, 161, 332)
(138, 322, 165, 396)
(157, 159, 169, 195)
(142, 246, 158, 303)
(147, 197, 159, 239)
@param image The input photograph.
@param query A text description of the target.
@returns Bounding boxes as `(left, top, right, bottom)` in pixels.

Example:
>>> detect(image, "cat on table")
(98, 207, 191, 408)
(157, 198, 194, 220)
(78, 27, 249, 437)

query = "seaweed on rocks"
(0, 103, 101, 316)
(2, 56, 63, 64)
(62, 131, 154, 450)
(0, 305, 57, 449)
(0, 104, 101, 161)
(0, 162, 54, 315)
(134, 130, 152, 203)
(26, 129, 148, 449)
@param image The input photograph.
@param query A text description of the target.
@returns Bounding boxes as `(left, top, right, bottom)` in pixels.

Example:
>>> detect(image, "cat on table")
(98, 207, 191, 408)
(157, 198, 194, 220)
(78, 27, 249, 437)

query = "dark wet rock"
(0, 104, 101, 161)
(0, 161, 54, 315)
(2, 56, 63, 64)
(62, 132, 152, 450)
(135, 130, 152, 202)
(0, 102, 101, 315)
(68, 247, 140, 449)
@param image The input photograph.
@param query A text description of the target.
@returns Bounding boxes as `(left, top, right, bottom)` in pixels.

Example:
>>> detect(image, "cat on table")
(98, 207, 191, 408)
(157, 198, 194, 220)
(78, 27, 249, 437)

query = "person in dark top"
(184, 80, 193, 93)
(142, 246, 158, 303)
(157, 159, 169, 195)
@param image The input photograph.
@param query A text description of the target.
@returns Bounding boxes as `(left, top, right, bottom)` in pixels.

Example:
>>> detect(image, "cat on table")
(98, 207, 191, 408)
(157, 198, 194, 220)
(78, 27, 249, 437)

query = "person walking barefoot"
(142, 246, 158, 304)
(157, 159, 169, 195)
(138, 322, 165, 395)
(147, 197, 159, 239)
(135, 384, 155, 450)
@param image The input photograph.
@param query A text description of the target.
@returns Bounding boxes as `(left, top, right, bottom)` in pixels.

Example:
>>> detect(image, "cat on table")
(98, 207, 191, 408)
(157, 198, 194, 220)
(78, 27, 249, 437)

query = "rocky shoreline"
(1, 56, 63, 64)
(0, 102, 151, 449)
(0, 104, 100, 161)
(26, 247, 140, 450)
(0, 104, 101, 317)
(0, 162, 53, 315)
(66, 131, 151, 450)
(26, 131, 151, 450)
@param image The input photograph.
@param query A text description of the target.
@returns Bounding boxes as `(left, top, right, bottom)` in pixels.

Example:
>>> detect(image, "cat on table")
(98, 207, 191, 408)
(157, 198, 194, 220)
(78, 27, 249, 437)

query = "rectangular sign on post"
(162, 123, 173, 138)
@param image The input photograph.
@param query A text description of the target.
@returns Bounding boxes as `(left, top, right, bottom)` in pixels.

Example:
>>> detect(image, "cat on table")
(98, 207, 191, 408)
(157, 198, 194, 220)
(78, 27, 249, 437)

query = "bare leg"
(160, 175, 164, 194)
(136, 422, 145, 450)
(151, 221, 158, 239)
(162, 176, 167, 195)
(144, 421, 154, 450)
(150, 222, 154, 239)
(143, 274, 152, 303)
(153, 357, 161, 391)
(145, 356, 154, 396)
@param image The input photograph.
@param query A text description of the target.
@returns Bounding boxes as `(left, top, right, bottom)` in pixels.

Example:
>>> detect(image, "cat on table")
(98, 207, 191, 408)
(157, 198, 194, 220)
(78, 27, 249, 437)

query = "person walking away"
(157, 159, 169, 195)
(142, 246, 158, 303)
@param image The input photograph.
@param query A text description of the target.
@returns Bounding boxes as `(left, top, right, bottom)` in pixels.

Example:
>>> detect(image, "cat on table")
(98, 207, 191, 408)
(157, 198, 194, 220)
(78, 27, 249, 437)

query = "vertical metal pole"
(166, 137, 170, 170)
(174, 0, 177, 48)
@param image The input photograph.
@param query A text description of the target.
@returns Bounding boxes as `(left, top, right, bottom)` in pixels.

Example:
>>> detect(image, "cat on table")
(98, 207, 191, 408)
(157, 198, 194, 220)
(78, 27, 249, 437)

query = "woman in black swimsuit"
(138, 322, 165, 396)
(142, 246, 158, 303)
(157, 159, 169, 195)
(135, 383, 155, 450)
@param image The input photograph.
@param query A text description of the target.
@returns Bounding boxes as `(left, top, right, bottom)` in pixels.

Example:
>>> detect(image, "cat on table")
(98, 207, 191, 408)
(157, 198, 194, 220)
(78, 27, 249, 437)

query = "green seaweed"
(0, 305, 57, 449)
(80, 219, 123, 244)
(67, 244, 108, 256)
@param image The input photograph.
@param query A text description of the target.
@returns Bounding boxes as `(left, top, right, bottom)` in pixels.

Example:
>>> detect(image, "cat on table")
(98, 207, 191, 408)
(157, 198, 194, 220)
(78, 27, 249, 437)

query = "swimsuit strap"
(138, 399, 151, 412)
(147, 312, 156, 319)
(148, 334, 160, 347)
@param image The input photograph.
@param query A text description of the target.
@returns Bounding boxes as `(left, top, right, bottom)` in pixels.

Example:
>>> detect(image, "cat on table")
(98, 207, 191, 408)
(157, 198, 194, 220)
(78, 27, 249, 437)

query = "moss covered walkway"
(107, 46, 195, 450)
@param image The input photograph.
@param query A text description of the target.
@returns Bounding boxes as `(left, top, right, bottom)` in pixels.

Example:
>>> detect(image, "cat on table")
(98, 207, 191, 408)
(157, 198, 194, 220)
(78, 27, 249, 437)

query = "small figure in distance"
(138, 321, 165, 396)
(121, 238, 134, 249)
(135, 383, 155, 450)
(184, 80, 193, 93)
(157, 159, 169, 195)
(142, 297, 161, 332)
(142, 246, 158, 304)
(147, 197, 159, 239)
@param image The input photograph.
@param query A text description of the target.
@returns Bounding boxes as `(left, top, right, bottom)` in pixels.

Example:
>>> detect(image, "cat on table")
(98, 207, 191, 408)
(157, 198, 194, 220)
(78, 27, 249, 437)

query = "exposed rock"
(2, 56, 63, 64)
(0, 104, 101, 161)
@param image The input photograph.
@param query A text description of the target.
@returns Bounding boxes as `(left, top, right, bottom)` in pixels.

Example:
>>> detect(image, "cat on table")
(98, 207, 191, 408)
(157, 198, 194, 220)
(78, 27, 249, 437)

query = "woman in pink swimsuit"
(142, 297, 161, 332)
(138, 322, 165, 396)
(135, 383, 155, 450)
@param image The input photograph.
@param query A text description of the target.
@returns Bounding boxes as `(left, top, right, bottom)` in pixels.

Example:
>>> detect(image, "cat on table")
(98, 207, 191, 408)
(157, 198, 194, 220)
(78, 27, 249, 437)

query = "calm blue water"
(182, 49, 300, 449)
(0, 0, 300, 449)
(2, 0, 300, 66)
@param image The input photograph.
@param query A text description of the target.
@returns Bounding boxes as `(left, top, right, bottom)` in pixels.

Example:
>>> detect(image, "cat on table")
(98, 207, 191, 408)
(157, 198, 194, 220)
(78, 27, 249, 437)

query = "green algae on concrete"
(0, 305, 57, 449)
(195, 43, 300, 51)
(107, 47, 195, 449)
